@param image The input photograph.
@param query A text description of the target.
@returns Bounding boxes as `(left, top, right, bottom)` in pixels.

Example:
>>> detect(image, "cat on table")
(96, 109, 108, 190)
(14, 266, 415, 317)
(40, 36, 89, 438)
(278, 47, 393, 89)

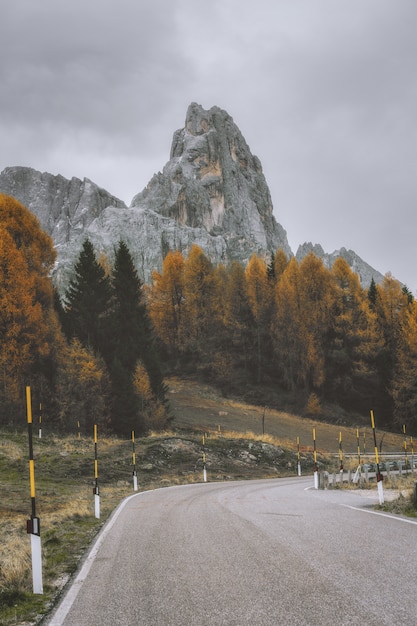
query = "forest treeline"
(0, 194, 167, 435)
(149, 244, 416, 432)
(1, 193, 416, 434)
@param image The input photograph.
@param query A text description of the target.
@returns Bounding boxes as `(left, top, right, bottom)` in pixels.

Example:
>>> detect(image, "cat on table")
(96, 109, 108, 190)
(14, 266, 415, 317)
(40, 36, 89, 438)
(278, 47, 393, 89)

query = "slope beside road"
(46, 477, 417, 626)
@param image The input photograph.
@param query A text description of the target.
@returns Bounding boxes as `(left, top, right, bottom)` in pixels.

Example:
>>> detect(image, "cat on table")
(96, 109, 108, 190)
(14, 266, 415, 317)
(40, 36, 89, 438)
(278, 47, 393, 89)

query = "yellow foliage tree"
(182, 245, 219, 357)
(245, 254, 272, 382)
(150, 250, 185, 358)
(392, 302, 417, 431)
(0, 195, 59, 413)
(328, 257, 382, 408)
(133, 361, 169, 431)
(56, 339, 111, 433)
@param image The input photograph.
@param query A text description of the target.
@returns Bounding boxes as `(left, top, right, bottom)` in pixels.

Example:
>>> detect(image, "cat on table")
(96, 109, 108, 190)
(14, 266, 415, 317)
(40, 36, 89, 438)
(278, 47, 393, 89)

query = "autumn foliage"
(149, 245, 417, 432)
(1, 192, 416, 435)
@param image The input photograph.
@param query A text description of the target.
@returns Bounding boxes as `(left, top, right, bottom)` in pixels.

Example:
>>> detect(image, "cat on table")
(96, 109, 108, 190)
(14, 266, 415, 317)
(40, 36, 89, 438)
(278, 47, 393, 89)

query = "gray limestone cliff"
(132, 103, 291, 261)
(296, 242, 384, 286)
(0, 166, 127, 244)
(0, 103, 385, 292)
(0, 104, 291, 290)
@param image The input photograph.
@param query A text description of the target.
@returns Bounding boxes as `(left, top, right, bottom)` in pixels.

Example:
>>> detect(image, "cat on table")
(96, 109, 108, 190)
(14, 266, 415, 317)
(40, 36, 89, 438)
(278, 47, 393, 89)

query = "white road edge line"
(46, 482, 201, 625)
(340, 504, 417, 525)
(47, 490, 149, 626)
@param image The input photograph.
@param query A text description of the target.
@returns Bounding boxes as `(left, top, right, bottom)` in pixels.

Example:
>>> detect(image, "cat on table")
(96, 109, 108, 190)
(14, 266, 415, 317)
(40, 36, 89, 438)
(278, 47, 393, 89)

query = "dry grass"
(167, 376, 406, 454)
(0, 535, 32, 592)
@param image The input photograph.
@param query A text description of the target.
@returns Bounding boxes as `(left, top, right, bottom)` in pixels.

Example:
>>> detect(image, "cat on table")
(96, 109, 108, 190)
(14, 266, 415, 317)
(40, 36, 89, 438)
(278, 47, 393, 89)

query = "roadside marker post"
(38, 403, 42, 439)
(262, 406, 267, 436)
(202, 434, 207, 482)
(339, 431, 344, 475)
(26, 386, 43, 595)
(93, 424, 100, 519)
(132, 430, 138, 491)
(357, 428, 361, 465)
(313, 428, 318, 489)
(77, 420, 81, 439)
(353, 428, 361, 483)
(370, 410, 384, 505)
(403, 424, 409, 470)
(297, 436, 301, 476)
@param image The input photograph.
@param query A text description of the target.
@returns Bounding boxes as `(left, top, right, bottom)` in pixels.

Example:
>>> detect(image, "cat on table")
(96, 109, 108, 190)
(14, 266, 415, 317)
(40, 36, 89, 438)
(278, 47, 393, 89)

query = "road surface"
(46, 477, 417, 625)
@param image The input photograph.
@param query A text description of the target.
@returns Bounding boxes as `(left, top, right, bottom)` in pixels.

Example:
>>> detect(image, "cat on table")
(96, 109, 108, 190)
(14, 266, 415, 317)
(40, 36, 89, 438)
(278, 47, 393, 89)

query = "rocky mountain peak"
(132, 103, 291, 259)
(0, 103, 386, 292)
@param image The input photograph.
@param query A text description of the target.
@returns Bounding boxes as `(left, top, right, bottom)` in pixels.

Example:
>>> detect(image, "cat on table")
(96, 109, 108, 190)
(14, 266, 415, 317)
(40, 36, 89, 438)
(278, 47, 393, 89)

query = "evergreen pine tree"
(64, 239, 111, 351)
(368, 277, 378, 309)
(107, 241, 166, 432)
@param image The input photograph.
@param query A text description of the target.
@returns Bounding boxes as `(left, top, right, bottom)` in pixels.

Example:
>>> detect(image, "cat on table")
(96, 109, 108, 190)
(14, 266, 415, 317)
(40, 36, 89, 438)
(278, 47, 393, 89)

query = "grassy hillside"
(0, 376, 411, 625)
(167, 377, 406, 454)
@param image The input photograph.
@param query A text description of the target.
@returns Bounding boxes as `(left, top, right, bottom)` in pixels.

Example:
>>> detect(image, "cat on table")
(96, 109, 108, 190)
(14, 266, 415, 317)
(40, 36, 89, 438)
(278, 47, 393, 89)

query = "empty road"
(47, 477, 417, 625)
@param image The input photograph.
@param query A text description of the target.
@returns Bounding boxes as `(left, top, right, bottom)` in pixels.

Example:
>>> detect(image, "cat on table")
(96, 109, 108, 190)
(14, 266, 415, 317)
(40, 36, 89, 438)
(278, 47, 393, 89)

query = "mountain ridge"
(0, 103, 385, 290)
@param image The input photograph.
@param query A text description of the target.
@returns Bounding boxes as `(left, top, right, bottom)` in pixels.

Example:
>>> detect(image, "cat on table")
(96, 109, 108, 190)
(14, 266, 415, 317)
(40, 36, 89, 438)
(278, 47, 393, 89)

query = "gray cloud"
(1, 0, 416, 290)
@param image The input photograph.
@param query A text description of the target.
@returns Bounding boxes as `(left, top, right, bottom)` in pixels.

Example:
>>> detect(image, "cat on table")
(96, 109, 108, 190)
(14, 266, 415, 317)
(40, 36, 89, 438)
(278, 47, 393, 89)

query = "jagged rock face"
(0, 166, 127, 245)
(296, 242, 384, 287)
(0, 103, 384, 293)
(0, 105, 291, 292)
(132, 103, 291, 261)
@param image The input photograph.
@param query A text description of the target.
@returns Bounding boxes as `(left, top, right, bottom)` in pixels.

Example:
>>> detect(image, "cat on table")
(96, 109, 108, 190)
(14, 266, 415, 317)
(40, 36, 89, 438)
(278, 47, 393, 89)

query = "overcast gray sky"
(1, 0, 416, 291)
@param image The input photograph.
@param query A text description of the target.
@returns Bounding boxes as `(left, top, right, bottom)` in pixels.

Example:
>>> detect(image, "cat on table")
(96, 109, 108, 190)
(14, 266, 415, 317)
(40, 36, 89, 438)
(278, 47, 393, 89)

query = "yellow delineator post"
(356, 428, 361, 466)
(370, 410, 384, 504)
(353, 428, 361, 483)
(297, 436, 301, 476)
(313, 428, 318, 489)
(93, 424, 100, 519)
(26, 386, 43, 594)
(132, 430, 138, 491)
(403, 424, 408, 470)
(339, 431, 344, 472)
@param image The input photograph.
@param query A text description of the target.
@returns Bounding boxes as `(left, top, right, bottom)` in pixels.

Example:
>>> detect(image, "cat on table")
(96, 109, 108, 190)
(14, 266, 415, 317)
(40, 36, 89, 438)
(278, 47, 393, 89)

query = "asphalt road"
(46, 477, 417, 626)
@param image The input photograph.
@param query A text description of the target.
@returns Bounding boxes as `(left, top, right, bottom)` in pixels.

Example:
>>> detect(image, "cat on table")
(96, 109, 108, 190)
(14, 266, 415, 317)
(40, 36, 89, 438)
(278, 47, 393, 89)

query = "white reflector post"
(95, 493, 100, 519)
(377, 479, 384, 505)
(31, 533, 43, 594)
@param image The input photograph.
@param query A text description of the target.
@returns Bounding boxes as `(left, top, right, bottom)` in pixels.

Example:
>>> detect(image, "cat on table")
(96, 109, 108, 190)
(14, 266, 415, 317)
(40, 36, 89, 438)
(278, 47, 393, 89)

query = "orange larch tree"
(149, 249, 185, 360)
(245, 254, 273, 382)
(0, 194, 61, 420)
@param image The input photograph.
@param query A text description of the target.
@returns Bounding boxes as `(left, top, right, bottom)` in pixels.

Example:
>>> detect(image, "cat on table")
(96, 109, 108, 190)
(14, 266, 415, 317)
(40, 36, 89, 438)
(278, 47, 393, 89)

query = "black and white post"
(38, 402, 42, 439)
(370, 410, 384, 505)
(93, 424, 100, 519)
(297, 436, 301, 476)
(313, 428, 318, 489)
(132, 430, 138, 491)
(202, 434, 207, 483)
(26, 386, 43, 594)
(338, 431, 344, 481)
